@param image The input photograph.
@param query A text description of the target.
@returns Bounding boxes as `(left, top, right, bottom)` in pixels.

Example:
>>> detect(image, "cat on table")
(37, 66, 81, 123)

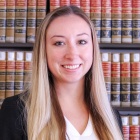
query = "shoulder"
(1, 93, 24, 109)
(0, 93, 27, 140)
(1, 91, 29, 114)
(0, 93, 26, 117)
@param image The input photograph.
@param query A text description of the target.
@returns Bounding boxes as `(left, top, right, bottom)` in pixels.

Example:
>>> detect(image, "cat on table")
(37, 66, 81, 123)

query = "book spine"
(80, 0, 90, 17)
(50, 0, 60, 12)
(0, 0, 6, 42)
(130, 53, 140, 107)
(27, 0, 36, 43)
(60, 0, 70, 6)
(90, 0, 101, 43)
(15, 52, 24, 95)
(6, 52, 15, 97)
(111, 0, 122, 43)
(121, 115, 130, 140)
(15, 0, 27, 43)
(111, 53, 120, 106)
(36, 0, 47, 29)
(6, 0, 15, 43)
(101, 0, 111, 43)
(132, 0, 140, 43)
(0, 52, 6, 108)
(101, 53, 111, 101)
(70, 0, 80, 8)
(129, 116, 140, 140)
(120, 53, 131, 107)
(122, 0, 132, 43)
(24, 52, 32, 89)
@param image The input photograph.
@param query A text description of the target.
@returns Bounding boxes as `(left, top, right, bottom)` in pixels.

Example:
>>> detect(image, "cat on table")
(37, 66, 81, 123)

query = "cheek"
(84, 47, 93, 64)
(46, 51, 62, 71)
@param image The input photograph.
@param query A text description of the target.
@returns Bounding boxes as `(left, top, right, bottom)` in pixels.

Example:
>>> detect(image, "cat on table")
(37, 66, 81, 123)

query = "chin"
(62, 77, 84, 83)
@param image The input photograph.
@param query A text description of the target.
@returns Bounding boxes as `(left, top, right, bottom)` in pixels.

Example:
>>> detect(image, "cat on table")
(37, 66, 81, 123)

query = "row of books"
(101, 52, 140, 107)
(50, 0, 140, 43)
(1, 51, 140, 108)
(121, 115, 140, 140)
(0, 0, 47, 43)
(0, 51, 32, 107)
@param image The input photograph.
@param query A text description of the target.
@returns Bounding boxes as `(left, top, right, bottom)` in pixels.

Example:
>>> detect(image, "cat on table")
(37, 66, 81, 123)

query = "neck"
(55, 78, 85, 104)
(54, 78, 89, 134)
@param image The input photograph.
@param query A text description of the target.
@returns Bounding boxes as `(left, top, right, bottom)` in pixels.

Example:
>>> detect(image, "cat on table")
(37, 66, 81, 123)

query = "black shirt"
(0, 93, 122, 140)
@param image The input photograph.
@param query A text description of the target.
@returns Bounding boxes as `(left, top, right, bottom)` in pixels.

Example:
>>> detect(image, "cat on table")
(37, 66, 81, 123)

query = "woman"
(0, 5, 123, 140)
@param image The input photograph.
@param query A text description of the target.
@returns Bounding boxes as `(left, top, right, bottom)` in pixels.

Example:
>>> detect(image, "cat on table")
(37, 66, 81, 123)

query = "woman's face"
(46, 14, 93, 84)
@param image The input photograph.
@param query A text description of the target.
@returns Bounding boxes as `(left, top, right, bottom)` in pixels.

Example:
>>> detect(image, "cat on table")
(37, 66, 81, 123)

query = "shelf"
(113, 107, 140, 115)
(0, 43, 140, 50)
(0, 43, 33, 47)
(100, 43, 140, 49)
(0, 43, 33, 51)
(114, 107, 140, 111)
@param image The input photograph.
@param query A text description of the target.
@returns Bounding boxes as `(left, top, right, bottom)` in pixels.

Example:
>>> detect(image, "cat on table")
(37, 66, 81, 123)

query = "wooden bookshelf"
(0, 43, 140, 50)
(114, 107, 140, 115)
(0, 43, 33, 51)
(100, 43, 140, 50)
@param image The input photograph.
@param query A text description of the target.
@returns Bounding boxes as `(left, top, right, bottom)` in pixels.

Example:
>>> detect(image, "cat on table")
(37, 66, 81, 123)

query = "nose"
(64, 43, 79, 60)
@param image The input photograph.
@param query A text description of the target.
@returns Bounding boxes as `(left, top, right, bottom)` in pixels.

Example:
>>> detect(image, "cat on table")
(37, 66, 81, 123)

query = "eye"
(78, 40, 87, 45)
(54, 41, 65, 46)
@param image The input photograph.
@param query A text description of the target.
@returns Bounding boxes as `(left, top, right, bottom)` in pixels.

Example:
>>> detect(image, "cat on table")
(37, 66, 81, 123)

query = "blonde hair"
(22, 5, 123, 140)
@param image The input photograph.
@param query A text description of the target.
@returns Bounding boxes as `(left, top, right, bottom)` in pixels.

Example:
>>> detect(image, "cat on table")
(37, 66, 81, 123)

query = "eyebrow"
(50, 33, 89, 39)
(50, 35, 65, 39)
(77, 33, 89, 36)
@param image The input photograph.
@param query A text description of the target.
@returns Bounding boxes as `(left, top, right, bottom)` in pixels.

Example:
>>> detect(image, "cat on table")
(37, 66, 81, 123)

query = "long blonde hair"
(22, 5, 123, 140)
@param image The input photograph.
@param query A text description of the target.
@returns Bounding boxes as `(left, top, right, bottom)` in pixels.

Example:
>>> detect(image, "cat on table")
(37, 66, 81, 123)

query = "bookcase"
(100, 43, 140, 139)
(100, 43, 140, 116)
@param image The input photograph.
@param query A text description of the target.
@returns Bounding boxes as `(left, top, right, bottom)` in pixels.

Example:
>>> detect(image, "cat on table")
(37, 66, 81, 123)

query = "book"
(130, 53, 140, 107)
(6, 0, 15, 43)
(121, 115, 130, 140)
(122, 0, 132, 43)
(111, 53, 120, 106)
(0, 52, 6, 108)
(129, 116, 140, 140)
(111, 0, 122, 43)
(70, 0, 80, 8)
(101, 0, 111, 43)
(101, 52, 111, 101)
(132, 0, 140, 43)
(50, 0, 60, 12)
(27, 0, 36, 43)
(15, 52, 24, 95)
(0, 0, 6, 42)
(6, 52, 15, 97)
(90, 0, 101, 43)
(60, 0, 70, 6)
(36, 0, 47, 30)
(120, 53, 131, 107)
(80, 0, 90, 17)
(15, 0, 27, 43)
(24, 52, 32, 90)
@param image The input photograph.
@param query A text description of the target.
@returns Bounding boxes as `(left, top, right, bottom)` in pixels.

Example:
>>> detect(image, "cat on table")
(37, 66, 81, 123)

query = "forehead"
(46, 14, 91, 35)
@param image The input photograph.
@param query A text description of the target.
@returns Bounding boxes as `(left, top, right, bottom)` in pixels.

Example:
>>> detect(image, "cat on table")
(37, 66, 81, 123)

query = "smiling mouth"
(62, 64, 81, 70)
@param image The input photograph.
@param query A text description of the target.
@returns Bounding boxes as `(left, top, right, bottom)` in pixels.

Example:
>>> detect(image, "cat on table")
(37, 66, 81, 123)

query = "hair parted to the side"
(21, 5, 123, 140)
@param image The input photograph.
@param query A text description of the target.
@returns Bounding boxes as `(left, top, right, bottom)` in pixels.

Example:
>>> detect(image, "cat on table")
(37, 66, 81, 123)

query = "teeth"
(63, 64, 80, 69)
